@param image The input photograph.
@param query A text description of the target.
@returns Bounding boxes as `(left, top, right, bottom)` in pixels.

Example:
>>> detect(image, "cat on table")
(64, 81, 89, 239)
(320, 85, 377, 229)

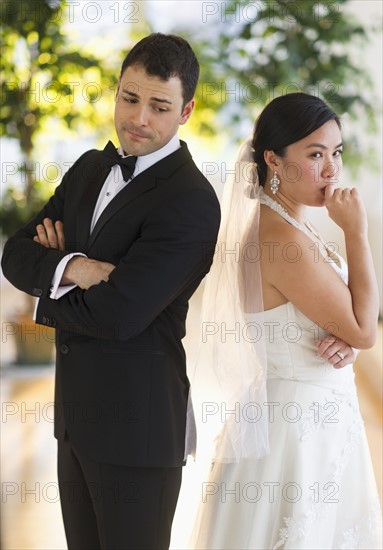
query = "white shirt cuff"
(50, 253, 87, 299)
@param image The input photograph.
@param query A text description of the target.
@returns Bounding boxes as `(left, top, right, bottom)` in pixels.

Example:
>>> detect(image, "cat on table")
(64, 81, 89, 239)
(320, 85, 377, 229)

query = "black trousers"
(57, 435, 182, 550)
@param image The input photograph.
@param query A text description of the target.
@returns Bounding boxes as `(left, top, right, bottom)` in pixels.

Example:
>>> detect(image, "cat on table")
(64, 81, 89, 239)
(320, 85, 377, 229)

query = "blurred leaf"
(0, 0, 121, 236)
(180, 0, 379, 173)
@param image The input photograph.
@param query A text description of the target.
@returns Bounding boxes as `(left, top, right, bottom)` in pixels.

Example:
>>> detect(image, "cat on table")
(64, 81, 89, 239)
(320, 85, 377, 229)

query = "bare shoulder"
(259, 204, 348, 314)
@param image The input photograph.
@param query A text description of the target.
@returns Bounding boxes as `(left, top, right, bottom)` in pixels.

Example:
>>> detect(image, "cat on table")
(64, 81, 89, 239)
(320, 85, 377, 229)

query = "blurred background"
(1, 1, 382, 548)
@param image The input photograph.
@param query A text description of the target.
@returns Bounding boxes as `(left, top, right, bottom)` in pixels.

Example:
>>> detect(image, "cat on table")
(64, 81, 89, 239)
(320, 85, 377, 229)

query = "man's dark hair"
(120, 33, 200, 107)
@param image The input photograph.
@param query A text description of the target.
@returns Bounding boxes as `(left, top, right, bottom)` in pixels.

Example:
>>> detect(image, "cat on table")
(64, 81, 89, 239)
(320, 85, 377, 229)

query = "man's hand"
(34, 218, 65, 250)
(34, 218, 115, 289)
(62, 257, 116, 290)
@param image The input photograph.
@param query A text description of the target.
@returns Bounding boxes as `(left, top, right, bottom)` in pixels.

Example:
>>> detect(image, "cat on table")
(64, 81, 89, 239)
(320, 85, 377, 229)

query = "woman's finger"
(316, 337, 336, 356)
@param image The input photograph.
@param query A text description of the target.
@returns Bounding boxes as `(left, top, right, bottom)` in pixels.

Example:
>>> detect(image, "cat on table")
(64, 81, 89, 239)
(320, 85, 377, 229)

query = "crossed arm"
(316, 336, 358, 369)
(34, 218, 115, 290)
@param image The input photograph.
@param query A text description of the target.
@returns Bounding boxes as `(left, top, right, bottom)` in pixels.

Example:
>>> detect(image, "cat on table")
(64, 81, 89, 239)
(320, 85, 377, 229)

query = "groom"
(2, 33, 220, 549)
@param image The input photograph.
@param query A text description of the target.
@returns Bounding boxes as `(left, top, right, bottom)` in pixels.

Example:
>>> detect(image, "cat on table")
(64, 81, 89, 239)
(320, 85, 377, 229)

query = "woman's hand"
(325, 185, 367, 236)
(316, 334, 359, 369)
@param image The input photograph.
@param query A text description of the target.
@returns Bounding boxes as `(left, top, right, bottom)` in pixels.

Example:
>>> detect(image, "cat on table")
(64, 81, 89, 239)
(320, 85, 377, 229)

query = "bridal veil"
(188, 139, 270, 463)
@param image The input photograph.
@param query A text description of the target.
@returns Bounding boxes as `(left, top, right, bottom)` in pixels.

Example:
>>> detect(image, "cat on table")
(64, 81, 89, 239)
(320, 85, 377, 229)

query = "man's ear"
(115, 77, 121, 99)
(179, 99, 195, 125)
(264, 150, 280, 171)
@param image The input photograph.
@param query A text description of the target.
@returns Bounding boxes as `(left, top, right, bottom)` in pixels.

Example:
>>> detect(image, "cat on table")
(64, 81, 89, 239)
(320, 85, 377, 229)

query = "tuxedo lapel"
(75, 165, 110, 251)
(86, 171, 156, 250)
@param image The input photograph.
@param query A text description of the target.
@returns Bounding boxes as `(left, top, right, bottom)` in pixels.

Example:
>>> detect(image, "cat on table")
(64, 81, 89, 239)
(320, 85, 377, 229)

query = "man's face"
(114, 64, 194, 156)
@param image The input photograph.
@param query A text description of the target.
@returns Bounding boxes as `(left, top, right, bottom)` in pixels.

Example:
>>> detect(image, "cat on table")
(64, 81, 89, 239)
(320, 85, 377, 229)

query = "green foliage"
(0, 0, 118, 236)
(184, 0, 377, 169)
(0, 1, 118, 146)
(0, 183, 48, 238)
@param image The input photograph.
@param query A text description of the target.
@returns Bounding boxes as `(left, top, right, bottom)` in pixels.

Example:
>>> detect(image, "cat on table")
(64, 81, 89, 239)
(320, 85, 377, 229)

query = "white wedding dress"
(189, 194, 382, 549)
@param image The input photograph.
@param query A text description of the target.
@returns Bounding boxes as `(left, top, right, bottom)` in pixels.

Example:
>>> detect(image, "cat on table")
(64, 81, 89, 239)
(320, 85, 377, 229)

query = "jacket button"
(42, 316, 47, 324)
(32, 287, 43, 297)
(60, 344, 69, 354)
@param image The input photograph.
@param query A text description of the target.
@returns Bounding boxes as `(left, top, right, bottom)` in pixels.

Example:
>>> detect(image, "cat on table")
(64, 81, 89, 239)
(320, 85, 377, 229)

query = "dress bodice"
(259, 302, 356, 393)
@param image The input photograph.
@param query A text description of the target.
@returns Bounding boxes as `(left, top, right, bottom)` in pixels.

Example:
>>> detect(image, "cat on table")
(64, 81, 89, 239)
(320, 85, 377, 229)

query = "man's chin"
(120, 140, 154, 157)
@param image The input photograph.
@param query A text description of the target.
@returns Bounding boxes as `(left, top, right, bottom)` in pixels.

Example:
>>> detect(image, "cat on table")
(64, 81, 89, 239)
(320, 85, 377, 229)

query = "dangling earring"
(270, 171, 280, 195)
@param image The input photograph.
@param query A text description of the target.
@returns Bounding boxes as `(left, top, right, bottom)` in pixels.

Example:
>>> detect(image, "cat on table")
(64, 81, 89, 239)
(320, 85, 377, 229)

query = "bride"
(189, 93, 381, 549)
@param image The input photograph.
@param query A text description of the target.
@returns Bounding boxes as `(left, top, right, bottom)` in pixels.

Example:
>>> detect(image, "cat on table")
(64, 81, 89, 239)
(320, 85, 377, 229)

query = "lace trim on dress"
(339, 504, 383, 549)
(272, 389, 382, 549)
(300, 398, 340, 442)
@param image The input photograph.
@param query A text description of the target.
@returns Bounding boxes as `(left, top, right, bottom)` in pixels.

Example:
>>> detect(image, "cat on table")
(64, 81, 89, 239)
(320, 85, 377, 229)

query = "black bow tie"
(102, 141, 137, 182)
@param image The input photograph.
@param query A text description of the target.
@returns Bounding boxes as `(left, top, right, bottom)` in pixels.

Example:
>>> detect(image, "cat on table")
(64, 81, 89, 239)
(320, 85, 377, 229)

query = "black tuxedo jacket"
(2, 141, 220, 467)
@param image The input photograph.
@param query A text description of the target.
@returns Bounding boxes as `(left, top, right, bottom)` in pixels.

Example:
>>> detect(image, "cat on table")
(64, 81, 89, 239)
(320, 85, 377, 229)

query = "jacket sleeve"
(1, 152, 92, 298)
(34, 187, 221, 340)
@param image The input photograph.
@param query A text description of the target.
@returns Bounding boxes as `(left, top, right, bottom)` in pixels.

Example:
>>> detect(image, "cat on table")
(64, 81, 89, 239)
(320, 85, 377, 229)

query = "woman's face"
(277, 120, 343, 207)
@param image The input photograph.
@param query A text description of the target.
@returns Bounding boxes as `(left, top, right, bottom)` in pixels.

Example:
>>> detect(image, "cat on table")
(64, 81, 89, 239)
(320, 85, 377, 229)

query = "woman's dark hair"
(120, 33, 199, 108)
(252, 93, 341, 187)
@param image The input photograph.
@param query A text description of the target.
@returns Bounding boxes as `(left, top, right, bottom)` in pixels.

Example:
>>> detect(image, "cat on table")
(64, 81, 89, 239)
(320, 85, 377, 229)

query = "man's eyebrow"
(151, 97, 172, 105)
(306, 142, 343, 149)
(122, 89, 139, 98)
(122, 89, 172, 105)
